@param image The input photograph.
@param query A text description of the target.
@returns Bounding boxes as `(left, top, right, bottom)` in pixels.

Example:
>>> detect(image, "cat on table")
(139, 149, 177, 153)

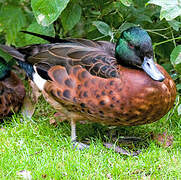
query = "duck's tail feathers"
(0, 45, 25, 61)
(0, 44, 35, 80)
(21, 31, 69, 43)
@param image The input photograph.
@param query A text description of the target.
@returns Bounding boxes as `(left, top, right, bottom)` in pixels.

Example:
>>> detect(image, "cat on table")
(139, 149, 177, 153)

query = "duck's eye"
(128, 42, 134, 49)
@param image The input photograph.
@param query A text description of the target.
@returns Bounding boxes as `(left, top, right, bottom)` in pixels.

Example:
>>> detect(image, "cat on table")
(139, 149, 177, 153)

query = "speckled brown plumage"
(0, 71, 25, 118)
(17, 39, 119, 78)
(43, 63, 176, 126)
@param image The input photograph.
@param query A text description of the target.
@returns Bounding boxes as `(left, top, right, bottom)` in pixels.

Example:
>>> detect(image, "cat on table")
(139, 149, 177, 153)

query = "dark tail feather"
(0, 44, 34, 79)
(0, 45, 25, 61)
(21, 31, 70, 43)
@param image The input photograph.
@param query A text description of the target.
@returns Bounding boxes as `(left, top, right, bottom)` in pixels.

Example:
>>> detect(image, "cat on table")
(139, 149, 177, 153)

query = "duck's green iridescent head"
(115, 27, 164, 82)
(0, 57, 13, 80)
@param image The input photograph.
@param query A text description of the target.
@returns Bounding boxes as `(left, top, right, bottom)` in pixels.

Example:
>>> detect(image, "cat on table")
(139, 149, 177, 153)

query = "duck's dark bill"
(141, 57, 165, 82)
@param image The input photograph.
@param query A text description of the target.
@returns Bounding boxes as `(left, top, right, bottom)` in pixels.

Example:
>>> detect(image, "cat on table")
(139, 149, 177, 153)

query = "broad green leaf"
(0, 5, 27, 45)
(93, 21, 113, 37)
(176, 83, 181, 91)
(102, 2, 120, 16)
(91, 10, 101, 16)
(177, 104, 181, 115)
(136, 15, 152, 23)
(0, 49, 12, 62)
(168, 20, 181, 31)
(24, 21, 55, 45)
(61, 2, 82, 31)
(31, 0, 70, 26)
(119, 23, 138, 34)
(170, 45, 181, 73)
(147, 0, 181, 21)
(0, 26, 3, 33)
(120, 0, 133, 7)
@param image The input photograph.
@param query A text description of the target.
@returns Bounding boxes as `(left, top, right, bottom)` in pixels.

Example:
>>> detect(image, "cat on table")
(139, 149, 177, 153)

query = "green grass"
(0, 97, 181, 179)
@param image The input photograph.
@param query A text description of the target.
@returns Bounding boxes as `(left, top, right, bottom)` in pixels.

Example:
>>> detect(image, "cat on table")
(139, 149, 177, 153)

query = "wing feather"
(5, 38, 119, 78)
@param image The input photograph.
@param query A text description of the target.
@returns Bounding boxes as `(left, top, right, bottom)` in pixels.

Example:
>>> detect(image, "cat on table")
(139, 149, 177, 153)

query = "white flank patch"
(33, 66, 46, 91)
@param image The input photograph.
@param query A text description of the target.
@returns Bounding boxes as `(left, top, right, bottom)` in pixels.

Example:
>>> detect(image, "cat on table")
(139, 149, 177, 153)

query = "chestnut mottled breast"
(43, 63, 176, 126)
